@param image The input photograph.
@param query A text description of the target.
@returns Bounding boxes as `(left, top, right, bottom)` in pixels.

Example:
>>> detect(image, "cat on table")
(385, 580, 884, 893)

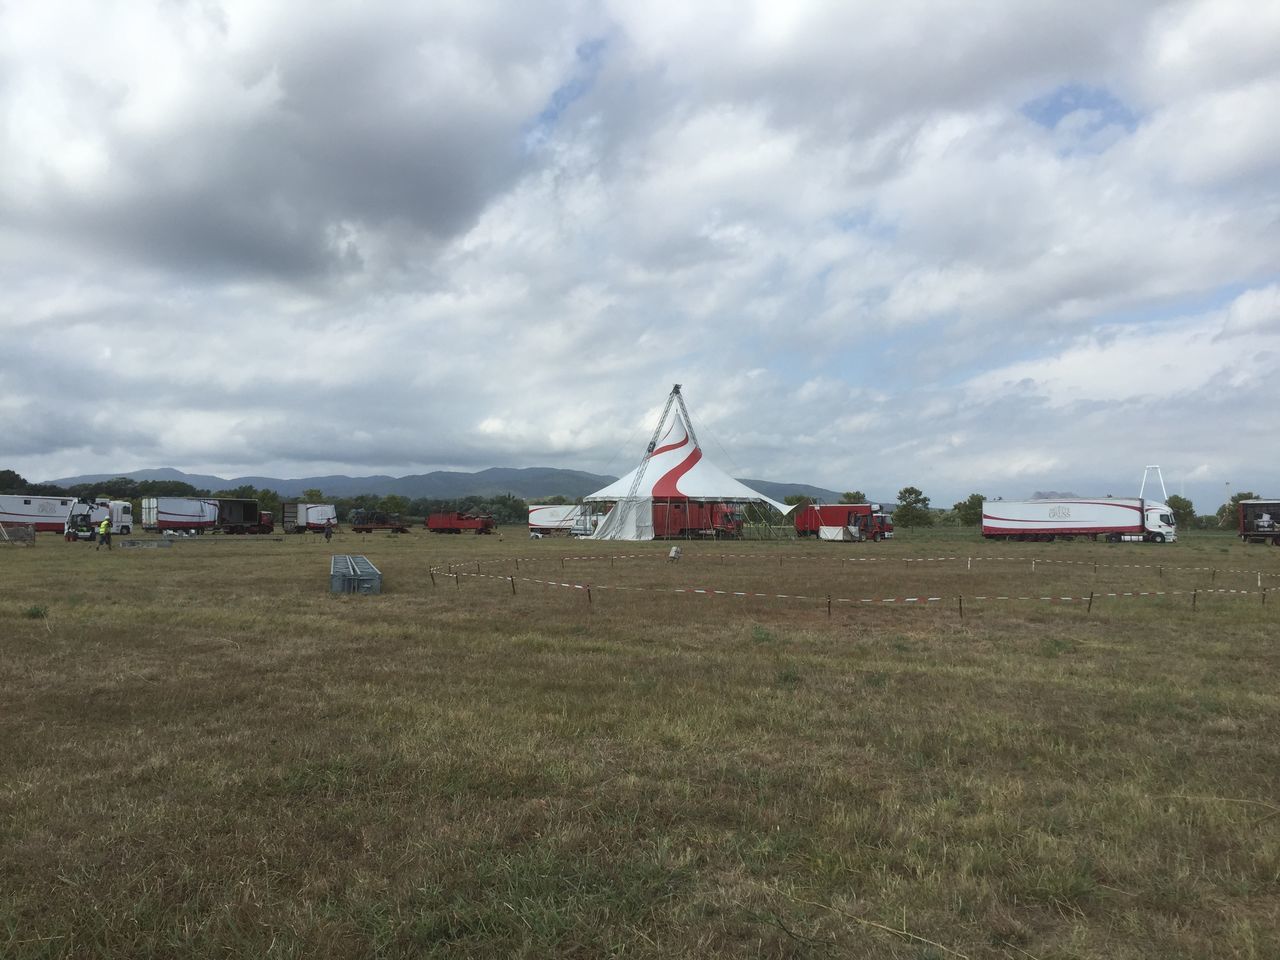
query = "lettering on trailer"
(1048, 506, 1071, 519)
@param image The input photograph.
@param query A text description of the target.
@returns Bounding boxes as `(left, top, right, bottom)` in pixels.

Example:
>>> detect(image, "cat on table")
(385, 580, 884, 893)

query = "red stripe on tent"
(652, 446, 703, 497)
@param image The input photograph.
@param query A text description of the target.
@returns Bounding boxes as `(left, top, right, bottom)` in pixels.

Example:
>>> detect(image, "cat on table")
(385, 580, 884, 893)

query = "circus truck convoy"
(141, 497, 274, 534)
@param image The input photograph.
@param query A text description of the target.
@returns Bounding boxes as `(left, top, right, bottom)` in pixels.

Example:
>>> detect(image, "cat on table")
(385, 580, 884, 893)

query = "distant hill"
(45, 467, 846, 503)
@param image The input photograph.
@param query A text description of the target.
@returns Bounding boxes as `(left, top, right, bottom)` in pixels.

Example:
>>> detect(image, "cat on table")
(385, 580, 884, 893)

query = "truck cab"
(65, 499, 133, 539)
(1142, 504, 1177, 543)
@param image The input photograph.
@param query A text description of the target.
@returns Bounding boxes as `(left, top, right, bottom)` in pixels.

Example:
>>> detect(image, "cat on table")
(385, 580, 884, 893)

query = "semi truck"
(64, 499, 134, 540)
(282, 502, 338, 533)
(141, 497, 273, 534)
(651, 501, 742, 539)
(794, 503, 894, 541)
(0, 494, 80, 532)
(426, 511, 496, 534)
(981, 498, 1177, 543)
(528, 504, 595, 537)
(1237, 499, 1280, 545)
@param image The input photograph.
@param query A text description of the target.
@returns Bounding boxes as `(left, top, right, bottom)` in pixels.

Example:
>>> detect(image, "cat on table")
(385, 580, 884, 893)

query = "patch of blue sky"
(1022, 83, 1138, 133)
(523, 37, 608, 151)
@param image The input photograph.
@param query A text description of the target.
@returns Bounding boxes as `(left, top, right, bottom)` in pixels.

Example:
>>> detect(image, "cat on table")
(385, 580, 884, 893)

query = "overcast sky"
(2, 1, 1277, 509)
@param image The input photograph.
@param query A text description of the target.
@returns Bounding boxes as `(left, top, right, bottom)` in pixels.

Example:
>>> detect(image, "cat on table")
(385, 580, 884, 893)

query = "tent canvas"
(818, 525, 854, 541)
(585, 386, 792, 541)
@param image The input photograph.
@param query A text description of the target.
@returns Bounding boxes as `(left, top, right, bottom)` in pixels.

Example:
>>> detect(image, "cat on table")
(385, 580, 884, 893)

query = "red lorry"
(425, 511, 496, 534)
(794, 503, 893, 541)
(651, 501, 742, 539)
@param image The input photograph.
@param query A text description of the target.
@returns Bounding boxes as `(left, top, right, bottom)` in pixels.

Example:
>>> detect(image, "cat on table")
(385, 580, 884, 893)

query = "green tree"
(1166, 494, 1195, 530)
(840, 491, 866, 504)
(380, 495, 412, 517)
(952, 493, 985, 526)
(893, 486, 934, 528)
(784, 494, 813, 509)
(0, 469, 28, 493)
(1217, 491, 1258, 529)
(302, 488, 325, 501)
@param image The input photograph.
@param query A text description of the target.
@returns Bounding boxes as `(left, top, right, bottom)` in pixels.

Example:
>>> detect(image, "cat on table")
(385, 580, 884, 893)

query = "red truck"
(651, 501, 742, 539)
(794, 503, 893, 541)
(425, 511, 496, 534)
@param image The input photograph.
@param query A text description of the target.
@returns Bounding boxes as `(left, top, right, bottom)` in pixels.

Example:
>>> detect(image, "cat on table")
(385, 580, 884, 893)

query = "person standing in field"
(324, 519, 334, 544)
(96, 516, 112, 551)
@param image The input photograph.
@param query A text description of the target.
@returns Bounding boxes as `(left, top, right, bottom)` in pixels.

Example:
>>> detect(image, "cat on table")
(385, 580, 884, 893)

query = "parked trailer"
(528, 504, 595, 536)
(426, 512, 496, 534)
(794, 503, 894, 541)
(651, 501, 742, 539)
(0, 494, 77, 532)
(214, 499, 274, 534)
(981, 498, 1177, 543)
(1237, 500, 1280, 546)
(142, 497, 219, 533)
(282, 502, 338, 533)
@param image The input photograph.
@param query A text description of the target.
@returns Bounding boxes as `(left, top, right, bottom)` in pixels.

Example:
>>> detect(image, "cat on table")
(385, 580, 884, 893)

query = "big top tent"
(584, 385, 793, 541)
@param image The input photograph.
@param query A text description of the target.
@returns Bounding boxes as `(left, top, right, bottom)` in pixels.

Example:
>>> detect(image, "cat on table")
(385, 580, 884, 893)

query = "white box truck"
(981, 498, 1177, 543)
(282, 502, 338, 533)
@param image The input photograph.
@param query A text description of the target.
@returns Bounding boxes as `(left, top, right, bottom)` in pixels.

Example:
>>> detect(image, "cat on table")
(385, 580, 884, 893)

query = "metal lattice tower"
(621, 384, 685, 503)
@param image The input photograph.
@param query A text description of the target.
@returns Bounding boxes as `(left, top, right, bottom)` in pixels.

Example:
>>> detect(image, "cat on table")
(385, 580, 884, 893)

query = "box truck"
(794, 503, 894, 541)
(1237, 500, 1280, 545)
(651, 501, 742, 539)
(981, 498, 1177, 542)
(282, 502, 338, 533)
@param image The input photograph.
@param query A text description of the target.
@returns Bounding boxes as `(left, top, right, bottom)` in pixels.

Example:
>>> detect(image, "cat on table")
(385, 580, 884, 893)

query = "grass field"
(3, 528, 1279, 958)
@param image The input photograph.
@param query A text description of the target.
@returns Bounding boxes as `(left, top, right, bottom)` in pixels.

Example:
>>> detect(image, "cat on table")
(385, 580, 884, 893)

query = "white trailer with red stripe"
(0, 494, 77, 532)
(981, 498, 1177, 543)
(141, 497, 220, 533)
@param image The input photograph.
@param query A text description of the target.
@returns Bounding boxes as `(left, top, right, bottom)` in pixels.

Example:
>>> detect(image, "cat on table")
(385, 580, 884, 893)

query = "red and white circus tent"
(584, 385, 792, 541)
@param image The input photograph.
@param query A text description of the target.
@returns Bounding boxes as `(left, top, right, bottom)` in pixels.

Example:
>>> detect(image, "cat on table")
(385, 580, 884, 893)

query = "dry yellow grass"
(2, 528, 1279, 958)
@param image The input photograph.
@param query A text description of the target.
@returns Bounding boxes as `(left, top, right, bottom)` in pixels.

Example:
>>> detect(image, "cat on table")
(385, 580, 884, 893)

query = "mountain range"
(45, 466, 847, 503)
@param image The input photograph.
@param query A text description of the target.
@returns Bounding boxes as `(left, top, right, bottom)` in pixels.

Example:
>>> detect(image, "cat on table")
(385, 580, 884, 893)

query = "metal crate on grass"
(330, 555, 383, 594)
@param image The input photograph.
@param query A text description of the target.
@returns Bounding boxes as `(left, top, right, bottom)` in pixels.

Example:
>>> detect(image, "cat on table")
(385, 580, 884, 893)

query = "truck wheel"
(1151, 533, 1166, 543)
(1106, 533, 1121, 543)
(120, 526, 131, 535)
(1273, 536, 1280, 546)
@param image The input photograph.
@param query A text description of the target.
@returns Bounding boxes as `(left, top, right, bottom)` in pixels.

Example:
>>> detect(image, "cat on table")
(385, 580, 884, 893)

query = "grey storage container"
(330, 555, 383, 594)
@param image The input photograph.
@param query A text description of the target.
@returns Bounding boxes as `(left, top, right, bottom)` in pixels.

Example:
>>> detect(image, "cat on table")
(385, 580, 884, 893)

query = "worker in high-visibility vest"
(96, 516, 112, 551)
